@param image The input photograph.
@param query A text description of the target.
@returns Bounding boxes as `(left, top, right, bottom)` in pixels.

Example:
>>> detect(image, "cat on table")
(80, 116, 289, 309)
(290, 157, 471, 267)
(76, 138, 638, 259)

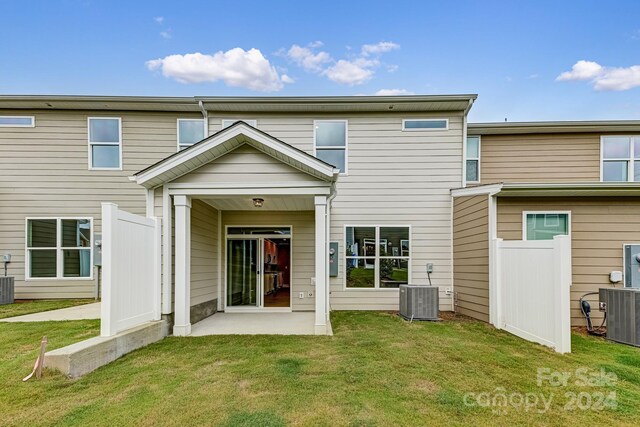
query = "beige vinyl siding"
(497, 196, 640, 326)
(452, 195, 489, 322)
(221, 210, 314, 311)
(190, 200, 218, 307)
(0, 109, 199, 298)
(479, 133, 601, 184)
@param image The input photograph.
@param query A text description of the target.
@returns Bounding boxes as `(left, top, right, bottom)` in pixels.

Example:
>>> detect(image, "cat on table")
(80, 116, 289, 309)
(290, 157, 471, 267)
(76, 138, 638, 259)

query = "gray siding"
(190, 200, 218, 307)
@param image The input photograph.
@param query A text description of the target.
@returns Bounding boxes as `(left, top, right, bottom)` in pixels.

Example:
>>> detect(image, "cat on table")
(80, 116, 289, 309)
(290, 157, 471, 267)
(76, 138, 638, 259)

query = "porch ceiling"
(201, 196, 314, 211)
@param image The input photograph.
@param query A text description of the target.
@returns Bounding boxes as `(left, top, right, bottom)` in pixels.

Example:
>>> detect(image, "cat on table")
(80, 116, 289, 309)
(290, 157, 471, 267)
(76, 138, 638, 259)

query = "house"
(1, 96, 638, 338)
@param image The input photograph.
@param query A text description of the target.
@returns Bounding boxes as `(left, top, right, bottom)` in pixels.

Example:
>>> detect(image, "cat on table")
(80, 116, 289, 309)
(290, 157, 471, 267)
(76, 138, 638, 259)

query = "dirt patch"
(413, 379, 439, 394)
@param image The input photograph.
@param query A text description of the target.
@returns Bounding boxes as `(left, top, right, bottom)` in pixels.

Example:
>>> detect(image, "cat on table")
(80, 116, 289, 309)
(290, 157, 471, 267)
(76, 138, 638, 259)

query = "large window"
(177, 119, 205, 150)
(523, 212, 570, 241)
(345, 226, 410, 289)
(402, 119, 448, 130)
(466, 136, 480, 183)
(88, 117, 121, 169)
(314, 120, 347, 173)
(601, 136, 640, 182)
(0, 116, 35, 127)
(26, 218, 92, 279)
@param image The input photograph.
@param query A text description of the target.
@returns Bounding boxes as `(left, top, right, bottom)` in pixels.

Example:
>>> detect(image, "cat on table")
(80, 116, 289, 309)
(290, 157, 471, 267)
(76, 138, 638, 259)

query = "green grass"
(0, 299, 95, 319)
(1, 312, 640, 426)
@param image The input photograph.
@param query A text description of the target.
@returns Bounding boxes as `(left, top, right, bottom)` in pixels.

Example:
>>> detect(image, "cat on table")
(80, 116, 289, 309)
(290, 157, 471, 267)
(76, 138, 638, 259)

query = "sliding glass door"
(226, 239, 259, 307)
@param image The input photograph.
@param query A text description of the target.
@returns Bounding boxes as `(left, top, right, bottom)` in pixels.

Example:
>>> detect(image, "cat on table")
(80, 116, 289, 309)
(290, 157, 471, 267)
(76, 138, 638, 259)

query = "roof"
(133, 121, 340, 189)
(451, 182, 640, 198)
(468, 120, 640, 135)
(0, 94, 477, 114)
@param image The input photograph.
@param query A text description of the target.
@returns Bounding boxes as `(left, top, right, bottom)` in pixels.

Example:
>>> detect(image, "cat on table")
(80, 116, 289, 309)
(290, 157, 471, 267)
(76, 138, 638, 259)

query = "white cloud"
(154, 16, 164, 24)
(287, 44, 332, 72)
(362, 41, 400, 57)
(557, 60, 640, 91)
(527, 74, 539, 79)
(308, 40, 324, 48)
(160, 29, 172, 39)
(374, 88, 414, 96)
(281, 74, 294, 84)
(323, 59, 377, 85)
(146, 48, 286, 92)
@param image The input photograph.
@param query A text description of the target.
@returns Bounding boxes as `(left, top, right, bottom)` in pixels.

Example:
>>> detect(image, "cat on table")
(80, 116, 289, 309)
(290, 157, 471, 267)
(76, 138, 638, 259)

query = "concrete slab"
(44, 320, 169, 378)
(190, 312, 330, 336)
(0, 302, 101, 322)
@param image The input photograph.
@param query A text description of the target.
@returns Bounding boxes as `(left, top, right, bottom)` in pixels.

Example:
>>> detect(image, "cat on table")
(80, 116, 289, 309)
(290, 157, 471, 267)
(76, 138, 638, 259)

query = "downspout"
(461, 98, 474, 189)
(198, 100, 209, 137)
(326, 177, 338, 324)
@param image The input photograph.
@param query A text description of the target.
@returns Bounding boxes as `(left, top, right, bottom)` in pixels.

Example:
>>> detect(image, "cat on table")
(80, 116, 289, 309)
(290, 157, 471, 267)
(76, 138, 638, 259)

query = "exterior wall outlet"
(308, 291, 313, 297)
(445, 287, 453, 295)
(298, 292, 304, 299)
(426, 263, 434, 273)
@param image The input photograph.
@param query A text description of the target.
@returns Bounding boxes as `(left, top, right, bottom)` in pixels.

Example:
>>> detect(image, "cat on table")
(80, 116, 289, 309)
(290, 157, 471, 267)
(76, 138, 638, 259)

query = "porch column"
(173, 195, 191, 336)
(314, 196, 328, 334)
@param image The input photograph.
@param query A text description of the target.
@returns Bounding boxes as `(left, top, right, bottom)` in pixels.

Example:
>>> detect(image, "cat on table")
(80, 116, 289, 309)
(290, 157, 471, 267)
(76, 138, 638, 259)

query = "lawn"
(1, 312, 639, 426)
(0, 299, 95, 319)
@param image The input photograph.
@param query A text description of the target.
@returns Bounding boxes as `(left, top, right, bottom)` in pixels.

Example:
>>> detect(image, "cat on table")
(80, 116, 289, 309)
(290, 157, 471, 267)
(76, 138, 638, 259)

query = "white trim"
(465, 135, 481, 184)
(161, 185, 172, 315)
(313, 119, 348, 176)
(176, 118, 206, 151)
(0, 115, 35, 127)
(222, 119, 257, 129)
(24, 217, 94, 281)
(488, 193, 498, 325)
(217, 210, 222, 311)
(600, 135, 639, 182)
(522, 211, 572, 241)
(451, 183, 503, 198)
(402, 118, 449, 131)
(342, 224, 412, 290)
(145, 188, 154, 217)
(168, 186, 331, 197)
(88, 117, 122, 171)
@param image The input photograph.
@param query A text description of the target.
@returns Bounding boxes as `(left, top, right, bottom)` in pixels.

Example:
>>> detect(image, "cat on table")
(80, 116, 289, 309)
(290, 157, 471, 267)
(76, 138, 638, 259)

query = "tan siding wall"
(453, 195, 490, 321)
(479, 133, 601, 184)
(0, 109, 199, 298)
(190, 200, 218, 307)
(221, 210, 315, 311)
(497, 197, 640, 325)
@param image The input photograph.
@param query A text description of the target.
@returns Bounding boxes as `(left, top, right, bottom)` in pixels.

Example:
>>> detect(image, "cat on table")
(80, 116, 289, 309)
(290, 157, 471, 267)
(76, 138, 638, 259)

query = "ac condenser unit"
(599, 287, 640, 347)
(399, 285, 439, 321)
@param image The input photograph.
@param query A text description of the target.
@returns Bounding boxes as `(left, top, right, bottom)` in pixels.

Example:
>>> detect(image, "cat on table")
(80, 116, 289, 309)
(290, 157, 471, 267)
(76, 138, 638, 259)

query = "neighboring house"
(0, 95, 474, 335)
(453, 121, 640, 326)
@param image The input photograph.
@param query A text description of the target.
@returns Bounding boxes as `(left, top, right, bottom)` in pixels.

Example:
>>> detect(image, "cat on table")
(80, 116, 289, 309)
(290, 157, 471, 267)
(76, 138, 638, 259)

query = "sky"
(1, 0, 640, 122)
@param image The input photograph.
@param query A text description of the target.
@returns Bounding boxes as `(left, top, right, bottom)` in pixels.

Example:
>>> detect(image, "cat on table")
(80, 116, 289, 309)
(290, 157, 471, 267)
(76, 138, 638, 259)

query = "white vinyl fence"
(490, 235, 571, 353)
(100, 203, 161, 337)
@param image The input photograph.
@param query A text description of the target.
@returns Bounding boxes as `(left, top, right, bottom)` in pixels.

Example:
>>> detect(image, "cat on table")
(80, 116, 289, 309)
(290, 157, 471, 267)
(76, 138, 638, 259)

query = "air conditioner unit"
(599, 287, 640, 347)
(399, 285, 439, 321)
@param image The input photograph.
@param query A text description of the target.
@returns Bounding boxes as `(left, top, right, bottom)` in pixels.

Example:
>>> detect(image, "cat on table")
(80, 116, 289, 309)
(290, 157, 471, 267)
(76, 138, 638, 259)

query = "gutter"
(198, 100, 209, 137)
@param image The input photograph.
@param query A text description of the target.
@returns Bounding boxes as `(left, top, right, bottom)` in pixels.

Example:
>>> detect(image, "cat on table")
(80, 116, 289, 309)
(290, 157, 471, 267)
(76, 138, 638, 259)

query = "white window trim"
(343, 224, 412, 290)
(0, 115, 35, 127)
(600, 135, 639, 182)
(522, 211, 571, 241)
(402, 118, 449, 131)
(313, 119, 348, 176)
(222, 119, 258, 129)
(465, 135, 481, 184)
(88, 117, 122, 170)
(24, 217, 94, 281)
(177, 118, 207, 151)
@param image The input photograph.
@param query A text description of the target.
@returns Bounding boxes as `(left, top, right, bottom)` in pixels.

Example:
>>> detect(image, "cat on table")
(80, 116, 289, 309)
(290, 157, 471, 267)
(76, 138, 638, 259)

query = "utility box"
(0, 276, 14, 305)
(623, 244, 640, 288)
(599, 287, 640, 347)
(399, 285, 439, 321)
(94, 233, 102, 267)
(329, 241, 339, 277)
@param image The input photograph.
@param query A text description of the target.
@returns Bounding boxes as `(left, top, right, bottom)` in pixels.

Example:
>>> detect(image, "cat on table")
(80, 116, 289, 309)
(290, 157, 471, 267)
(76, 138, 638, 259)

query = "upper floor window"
(314, 120, 347, 173)
(523, 212, 570, 241)
(0, 116, 35, 127)
(466, 136, 481, 183)
(26, 218, 92, 279)
(601, 136, 640, 182)
(402, 119, 448, 131)
(178, 119, 205, 151)
(88, 117, 121, 170)
(222, 119, 257, 128)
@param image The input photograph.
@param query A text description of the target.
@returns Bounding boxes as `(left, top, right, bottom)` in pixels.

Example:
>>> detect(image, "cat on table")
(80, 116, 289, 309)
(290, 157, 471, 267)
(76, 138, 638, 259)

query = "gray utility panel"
(0, 276, 14, 305)
(94, 233, 102, 267)
(329, 241, 339, 277)
(399, 284, 439, 321)
(624, 244, 640, 288)
(599, 287, 640, 347)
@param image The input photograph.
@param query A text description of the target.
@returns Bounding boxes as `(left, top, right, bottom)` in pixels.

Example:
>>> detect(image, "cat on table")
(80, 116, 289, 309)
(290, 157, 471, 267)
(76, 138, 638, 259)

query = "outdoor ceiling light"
(252, 198, 264, 208)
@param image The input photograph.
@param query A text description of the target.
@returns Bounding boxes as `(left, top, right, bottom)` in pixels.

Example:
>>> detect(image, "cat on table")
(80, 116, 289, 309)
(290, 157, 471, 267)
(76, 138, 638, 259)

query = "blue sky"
(2, 0, 640, 122)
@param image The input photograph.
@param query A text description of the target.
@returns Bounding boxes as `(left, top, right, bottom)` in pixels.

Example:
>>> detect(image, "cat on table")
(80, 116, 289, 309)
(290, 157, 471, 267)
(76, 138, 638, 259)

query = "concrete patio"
(190, 312, 331, 336)
(0, 302, 101, 322)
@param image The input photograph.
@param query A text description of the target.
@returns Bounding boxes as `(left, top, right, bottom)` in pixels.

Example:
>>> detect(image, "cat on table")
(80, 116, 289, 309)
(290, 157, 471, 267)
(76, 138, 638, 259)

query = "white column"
(173, 195, 191, 336)
(314, 196, 328, 334)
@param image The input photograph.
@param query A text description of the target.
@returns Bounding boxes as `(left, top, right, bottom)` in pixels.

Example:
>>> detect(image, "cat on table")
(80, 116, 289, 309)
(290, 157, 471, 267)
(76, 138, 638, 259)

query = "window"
(402, 119, 448, 130)
(26, 218, 92, 279)
(222, 119, 257, 129)
(466, 136, 480, 183)
(177, 119, 205, 150)
(314, 120, 347, 173)
(88, 117, 121, 169)
(601, 136, 640, 182)
(523, 212, 570, 241)
(0, 116, 35, 127)
(345, 226, 410, 289)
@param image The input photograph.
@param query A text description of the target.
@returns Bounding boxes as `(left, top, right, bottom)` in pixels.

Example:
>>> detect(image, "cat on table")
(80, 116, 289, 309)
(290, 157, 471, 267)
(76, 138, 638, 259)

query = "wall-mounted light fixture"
(252, 198, 264, 208)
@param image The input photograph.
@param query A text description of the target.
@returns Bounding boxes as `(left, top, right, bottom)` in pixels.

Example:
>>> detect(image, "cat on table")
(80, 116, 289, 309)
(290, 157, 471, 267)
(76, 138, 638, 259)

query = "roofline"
(451, 182, 640, 197)
(468, 120, 640, 135)
(195, 94, 478, 104)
